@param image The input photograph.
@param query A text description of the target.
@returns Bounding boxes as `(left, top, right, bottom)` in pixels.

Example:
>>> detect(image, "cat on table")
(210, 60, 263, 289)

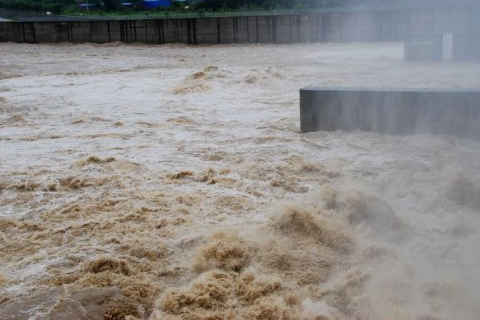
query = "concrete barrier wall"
(300, 87, 480, 140)
(1, 3, 479, 44)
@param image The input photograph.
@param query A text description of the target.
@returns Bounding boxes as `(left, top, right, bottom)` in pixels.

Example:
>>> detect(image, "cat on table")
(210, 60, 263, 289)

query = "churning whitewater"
(1, 42, 480, 319)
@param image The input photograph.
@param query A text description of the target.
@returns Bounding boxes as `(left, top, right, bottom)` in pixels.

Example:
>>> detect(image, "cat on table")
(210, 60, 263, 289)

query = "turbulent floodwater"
(1, 42, 480, 320)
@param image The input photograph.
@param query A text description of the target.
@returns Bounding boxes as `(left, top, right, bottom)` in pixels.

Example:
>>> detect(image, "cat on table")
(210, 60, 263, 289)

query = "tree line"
(0, 0, 399, 15)
(196, 0, 351, 10)
(0, 0, 68, 14)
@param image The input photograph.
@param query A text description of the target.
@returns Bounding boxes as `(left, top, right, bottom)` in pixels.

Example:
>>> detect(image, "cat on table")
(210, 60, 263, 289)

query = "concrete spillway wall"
(300, 87, 480, 140)
(1, 2, 479, 44)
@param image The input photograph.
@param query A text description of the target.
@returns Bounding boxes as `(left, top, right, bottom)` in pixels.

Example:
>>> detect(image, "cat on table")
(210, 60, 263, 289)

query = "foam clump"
(77, 156, 115, 166)
(173, 81, 211, 95)
(188, 66, 218, 80)
(76, 271, 157, 308)
(84, 255, 131, 276)
(173, 65, 221, 95)
(271, 203, 351, 251)
(104, 303, 141, 320)
(244, 296, 299, 320)
(8, 180, 40, 192)
(158, 268, 299, 319)
(236, 270, 283, 303)
(168, 171, 194, 180)
(193, 232, 253, 273)
(0, 217, 17, 230)
(160, 270, 233, 314)
(129, 245, 168, 261)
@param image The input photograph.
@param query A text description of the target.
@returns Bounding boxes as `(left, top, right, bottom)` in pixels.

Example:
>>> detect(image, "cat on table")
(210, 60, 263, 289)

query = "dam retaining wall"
(1, 2, 479, 44)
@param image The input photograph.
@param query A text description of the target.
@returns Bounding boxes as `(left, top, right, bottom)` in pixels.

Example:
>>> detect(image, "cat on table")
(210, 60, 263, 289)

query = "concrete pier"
(404, 33, 444, 61)
(299, 87, 480, 140)
(405, 33, 480, 61)
(453, 33, 480, 61)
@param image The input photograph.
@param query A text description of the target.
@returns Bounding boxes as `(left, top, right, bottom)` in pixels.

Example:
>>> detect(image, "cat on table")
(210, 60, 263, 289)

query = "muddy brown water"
(1, 42, 480, 319)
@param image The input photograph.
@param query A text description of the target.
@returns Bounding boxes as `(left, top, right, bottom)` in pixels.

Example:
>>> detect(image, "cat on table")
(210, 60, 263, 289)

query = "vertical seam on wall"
(217, 18, 220, 44)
